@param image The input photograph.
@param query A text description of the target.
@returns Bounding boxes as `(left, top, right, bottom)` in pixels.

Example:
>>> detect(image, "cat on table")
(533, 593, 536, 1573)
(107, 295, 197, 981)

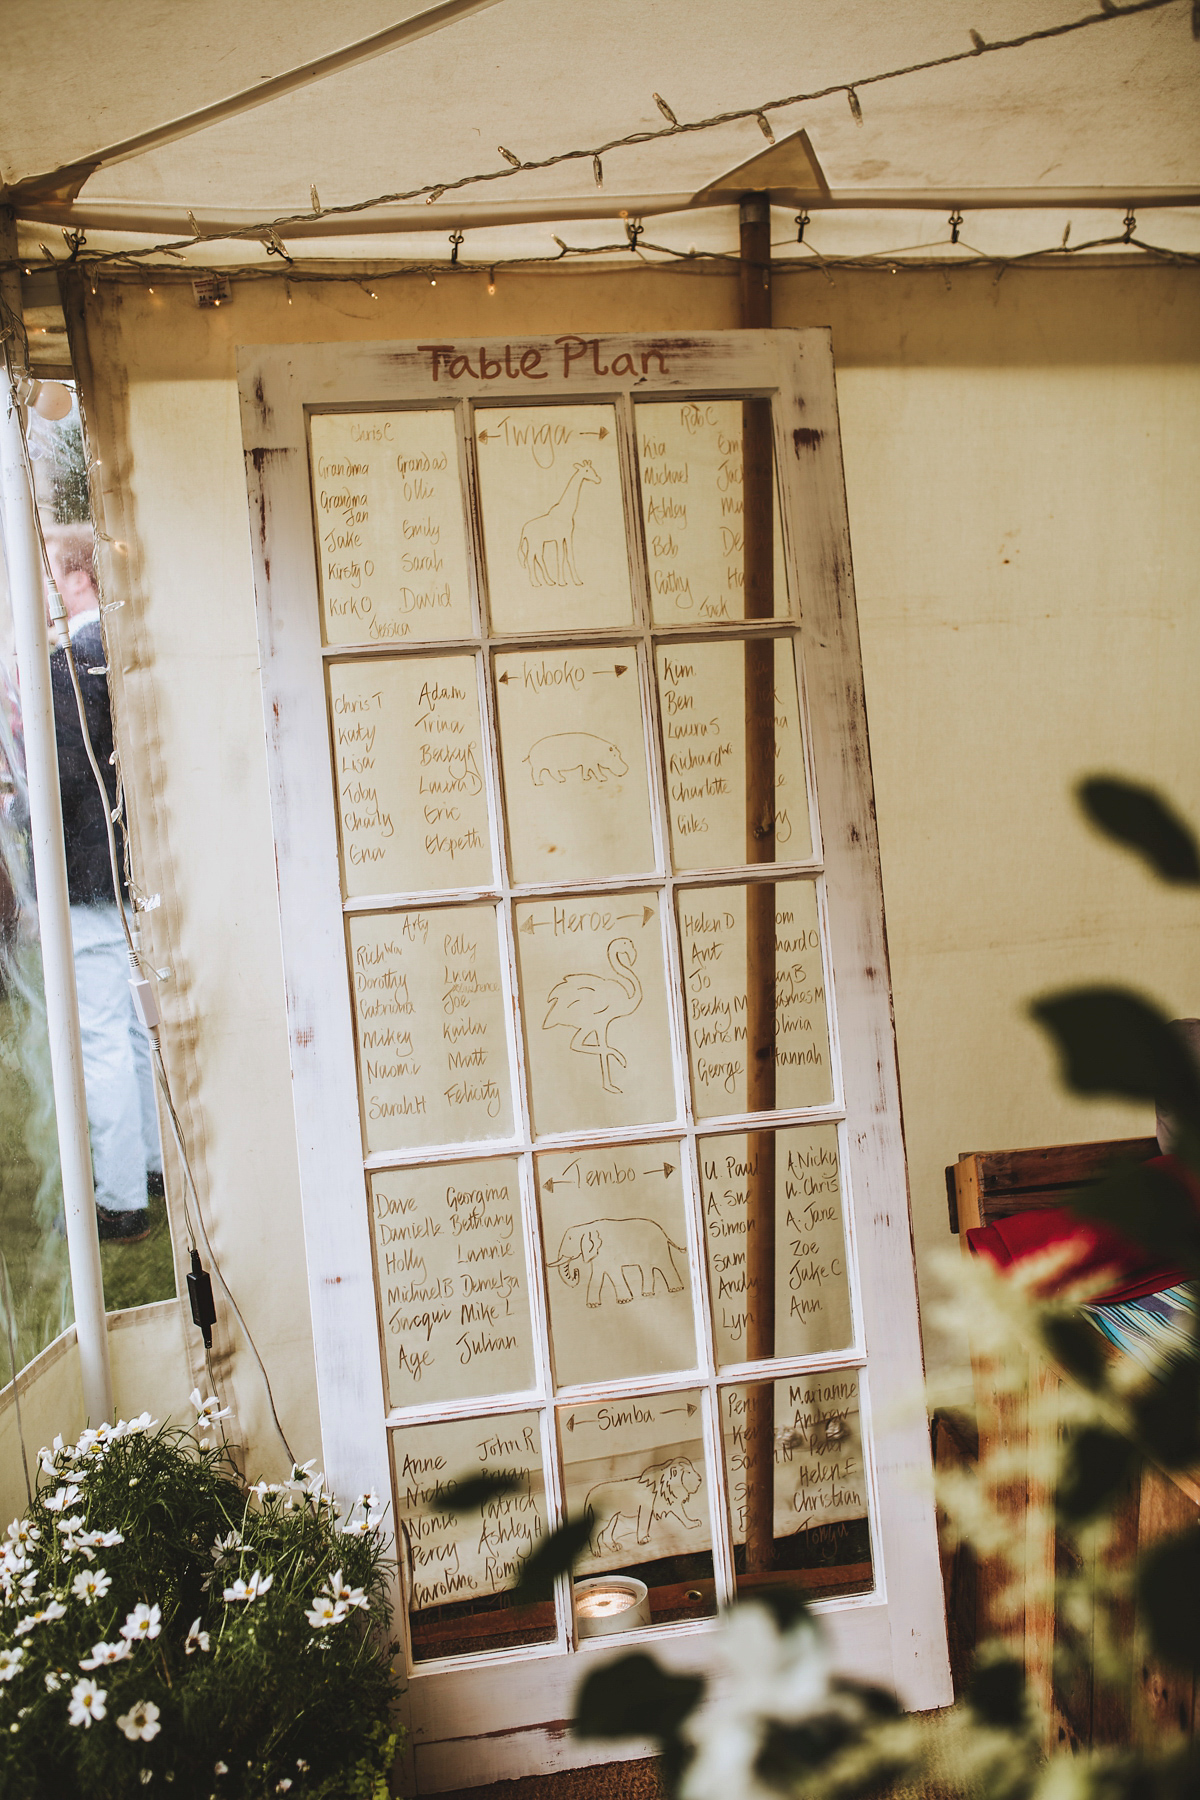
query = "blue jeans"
(69, 903, 163, 1215)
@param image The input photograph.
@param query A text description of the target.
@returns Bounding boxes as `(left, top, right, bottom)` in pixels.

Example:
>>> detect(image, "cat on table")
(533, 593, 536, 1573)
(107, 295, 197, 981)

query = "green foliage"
(563, 777, 1200, 1797)
(0, 1415, 402, 1798)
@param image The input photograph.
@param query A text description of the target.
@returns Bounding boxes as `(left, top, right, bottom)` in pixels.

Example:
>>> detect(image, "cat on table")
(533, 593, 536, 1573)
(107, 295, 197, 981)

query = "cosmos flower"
(79, 1638, 132, 1669)
(68, 1676, 107, 1728)
(184, 1617, 211, 1654)
(15, 1600, 66, 1634)
(189, 1389, 232, 1426)
(304, 1593, 348, 1630)
(223, 1569, 273, 1604)
(43, 1485, 82, 1514)
(0, 1646, 24, 1681)
(71, 1567, 112, 1605)
(120, 1603, 163, 1643)
(325, 1569, 368, 1611)
(5, 1519, 39, 1550)
(117, 1698, 162, 1742)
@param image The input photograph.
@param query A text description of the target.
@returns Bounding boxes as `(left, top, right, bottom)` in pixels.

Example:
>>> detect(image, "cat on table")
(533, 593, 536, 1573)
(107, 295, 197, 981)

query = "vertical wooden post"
(740, 193, 777, 1574)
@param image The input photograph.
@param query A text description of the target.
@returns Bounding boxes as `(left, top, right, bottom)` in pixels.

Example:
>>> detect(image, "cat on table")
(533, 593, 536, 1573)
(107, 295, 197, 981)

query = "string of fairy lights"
(5, 0, 1197, 292)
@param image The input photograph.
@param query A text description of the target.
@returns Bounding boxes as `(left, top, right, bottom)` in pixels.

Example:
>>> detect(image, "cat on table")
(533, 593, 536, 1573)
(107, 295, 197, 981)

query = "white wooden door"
(238, 331, 950, 1792)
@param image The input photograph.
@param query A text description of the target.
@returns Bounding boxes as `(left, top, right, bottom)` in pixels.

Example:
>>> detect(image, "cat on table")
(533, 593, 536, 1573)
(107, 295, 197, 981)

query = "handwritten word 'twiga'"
(418, 338, 671, 383)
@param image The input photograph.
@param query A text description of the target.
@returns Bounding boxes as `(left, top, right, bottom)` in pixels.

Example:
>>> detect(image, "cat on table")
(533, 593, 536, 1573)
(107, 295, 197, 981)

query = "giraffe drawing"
(517, 460, 601, 588)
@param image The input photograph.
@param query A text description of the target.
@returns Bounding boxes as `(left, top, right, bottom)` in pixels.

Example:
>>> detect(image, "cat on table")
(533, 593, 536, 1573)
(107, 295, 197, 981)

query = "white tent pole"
(0, 208, 113, 1426)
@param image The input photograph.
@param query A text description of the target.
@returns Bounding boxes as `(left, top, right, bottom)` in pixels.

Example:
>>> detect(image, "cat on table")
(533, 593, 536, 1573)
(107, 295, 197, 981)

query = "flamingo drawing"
(542, 936, 642, 1094)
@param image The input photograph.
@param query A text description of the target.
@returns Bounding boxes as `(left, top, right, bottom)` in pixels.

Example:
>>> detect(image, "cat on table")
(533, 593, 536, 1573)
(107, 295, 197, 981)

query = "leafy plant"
(0, 1403, 402, 1797)
(562, 775, 1200, 1796)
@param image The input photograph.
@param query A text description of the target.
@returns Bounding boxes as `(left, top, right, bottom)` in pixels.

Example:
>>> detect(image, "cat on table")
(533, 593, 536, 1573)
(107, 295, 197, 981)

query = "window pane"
(369, 1159, 534, 1408)
(493, 648, 655, 884)
(636, 399, 788, 625)
(475, 406, 632, 633)
(536, 1143, 696, 1387)
(699, 1126, 852, 1366)
(720, 1372, 872, 1603)
(347, 905, 513, 1152)
(677, 879, 833, 1118)
(328, 654, 493, 898)
(310, 410, 473, 645)
(513, 894, 676, 1136)
(391, 1412, 553, 1660)
(560, 1390, 716, 1628)
(656, 637, 811, 870)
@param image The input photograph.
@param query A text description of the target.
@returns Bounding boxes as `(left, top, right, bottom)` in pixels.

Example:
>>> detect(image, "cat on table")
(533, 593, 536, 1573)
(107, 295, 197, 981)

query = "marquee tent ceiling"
(2, 0, 1198, 268)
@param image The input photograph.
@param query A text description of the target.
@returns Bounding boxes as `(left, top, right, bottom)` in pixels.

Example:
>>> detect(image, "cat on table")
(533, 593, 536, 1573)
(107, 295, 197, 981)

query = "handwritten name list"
(656, 638, 812, 870)
(327, 654, 493, 897)
(536, 1142, 695, 1386)
(475, 405, 632, 635)
(310, 410, 472, 645)
(348, 906, 513, 1153)
(637, 400, 788, 625)
(678, 879, 833, 1118)
(700, 1125, 852, 1365)
(721, 1371, 867, 1546)
(370, 1159, 533, 1409)
(493, 649, 655, 884)
(391, 1411, 548, 1632)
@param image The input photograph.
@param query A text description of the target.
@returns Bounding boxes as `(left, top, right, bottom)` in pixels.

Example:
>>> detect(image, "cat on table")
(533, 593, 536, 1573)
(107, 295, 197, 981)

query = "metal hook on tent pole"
(1122, 209, 1137, 242)
(449, 231, 464, 266)
(624, 217, 644, 251)
(949, 210, 963, 244)
(61, 228, 87, 263)
(794, 211, 810, 244)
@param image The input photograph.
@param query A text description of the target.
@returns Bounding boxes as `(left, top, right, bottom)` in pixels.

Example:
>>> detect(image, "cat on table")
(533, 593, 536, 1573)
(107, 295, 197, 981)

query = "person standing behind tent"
(44, 524, 163, 1241)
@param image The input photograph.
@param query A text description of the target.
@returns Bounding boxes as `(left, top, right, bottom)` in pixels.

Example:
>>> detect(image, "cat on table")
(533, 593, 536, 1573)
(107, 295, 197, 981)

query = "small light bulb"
(430, 278, 437, 287)
(148, 285, 155, 294)
(214, 298, 221, 306)
(487, 281, 496, 296)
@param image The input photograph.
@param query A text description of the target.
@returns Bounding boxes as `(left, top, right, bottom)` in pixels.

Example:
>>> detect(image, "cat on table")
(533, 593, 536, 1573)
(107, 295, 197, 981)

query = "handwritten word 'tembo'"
(418, 338, 671, 383)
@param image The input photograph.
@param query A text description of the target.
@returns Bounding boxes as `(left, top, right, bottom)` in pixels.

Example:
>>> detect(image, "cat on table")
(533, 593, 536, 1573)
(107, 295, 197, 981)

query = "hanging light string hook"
(61, 227, 88, 263)
(449, 230, 465, 266)
(795, 211, 810, 245)
(1122, 208, 1137, 242)
(624, 216, 645, 251)
(949, 210, 963, 244)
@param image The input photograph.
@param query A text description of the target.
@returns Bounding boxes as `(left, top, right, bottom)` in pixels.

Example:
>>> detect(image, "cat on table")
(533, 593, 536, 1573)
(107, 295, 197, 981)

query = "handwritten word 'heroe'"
(418, 338, 671, 383)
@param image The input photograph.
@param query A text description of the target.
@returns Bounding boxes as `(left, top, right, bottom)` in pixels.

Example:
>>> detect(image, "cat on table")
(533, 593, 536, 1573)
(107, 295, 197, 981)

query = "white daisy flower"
(325, 1569, 368, 1611)
(210, 1530, 242, 1565)
(184, 1617, 210, 1654)
(304, 1593, 348, 1630)
(0, 1646, 23, 1680)
(43, 1485, 82, 1514)
(44, 1668, 65, 1691)
(79, 1639, 132, 1669)
(223, 1569, 273, 1604)
(71, 1567, 112, 1605)
(18, 1568, 39, 1593)
(117, 1698, 162, 1742)
(120, 1412, 156, 1437)
(91, 1528, 125, 1549)
(67, 1676, 106, 1728)
(5, 1519, 39, 1550)
(189, 1389, 231, 1425)
(120, 1602, 163, 1642)
(15, 1599, 66, 1634)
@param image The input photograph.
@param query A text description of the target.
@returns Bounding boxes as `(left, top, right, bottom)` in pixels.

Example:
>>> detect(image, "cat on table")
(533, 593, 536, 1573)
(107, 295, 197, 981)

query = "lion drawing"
(584, 1457, 703, 1556)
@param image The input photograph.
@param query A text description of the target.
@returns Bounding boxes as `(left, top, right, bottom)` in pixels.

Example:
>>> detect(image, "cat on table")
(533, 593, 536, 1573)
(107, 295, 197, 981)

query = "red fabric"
(965, 1155, 1199, 1304)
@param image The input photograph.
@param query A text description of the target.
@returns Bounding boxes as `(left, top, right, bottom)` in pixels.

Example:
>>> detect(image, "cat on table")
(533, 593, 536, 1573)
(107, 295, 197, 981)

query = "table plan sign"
(241, 332, 950, 1788)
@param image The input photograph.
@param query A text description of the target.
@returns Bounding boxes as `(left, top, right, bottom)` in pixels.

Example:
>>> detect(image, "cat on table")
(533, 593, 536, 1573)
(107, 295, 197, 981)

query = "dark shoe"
(97, 1205, 152, 1244)
(146, 1170, 165, 1201)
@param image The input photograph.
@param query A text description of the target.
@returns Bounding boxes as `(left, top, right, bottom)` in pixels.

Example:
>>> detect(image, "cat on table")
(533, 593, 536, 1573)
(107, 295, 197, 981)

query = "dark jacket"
(51, 617, 124, 906)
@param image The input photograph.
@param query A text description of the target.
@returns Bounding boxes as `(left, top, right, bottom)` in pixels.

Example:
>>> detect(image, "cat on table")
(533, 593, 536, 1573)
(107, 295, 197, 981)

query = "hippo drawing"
(524, 732, 628, 786)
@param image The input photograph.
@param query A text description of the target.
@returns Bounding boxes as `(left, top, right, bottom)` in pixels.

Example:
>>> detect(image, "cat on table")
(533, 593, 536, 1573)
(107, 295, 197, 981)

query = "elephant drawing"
(550, 1216, 688, 1309)
(584, 1458, 703, 1555)
(524, 732, 628, 786)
